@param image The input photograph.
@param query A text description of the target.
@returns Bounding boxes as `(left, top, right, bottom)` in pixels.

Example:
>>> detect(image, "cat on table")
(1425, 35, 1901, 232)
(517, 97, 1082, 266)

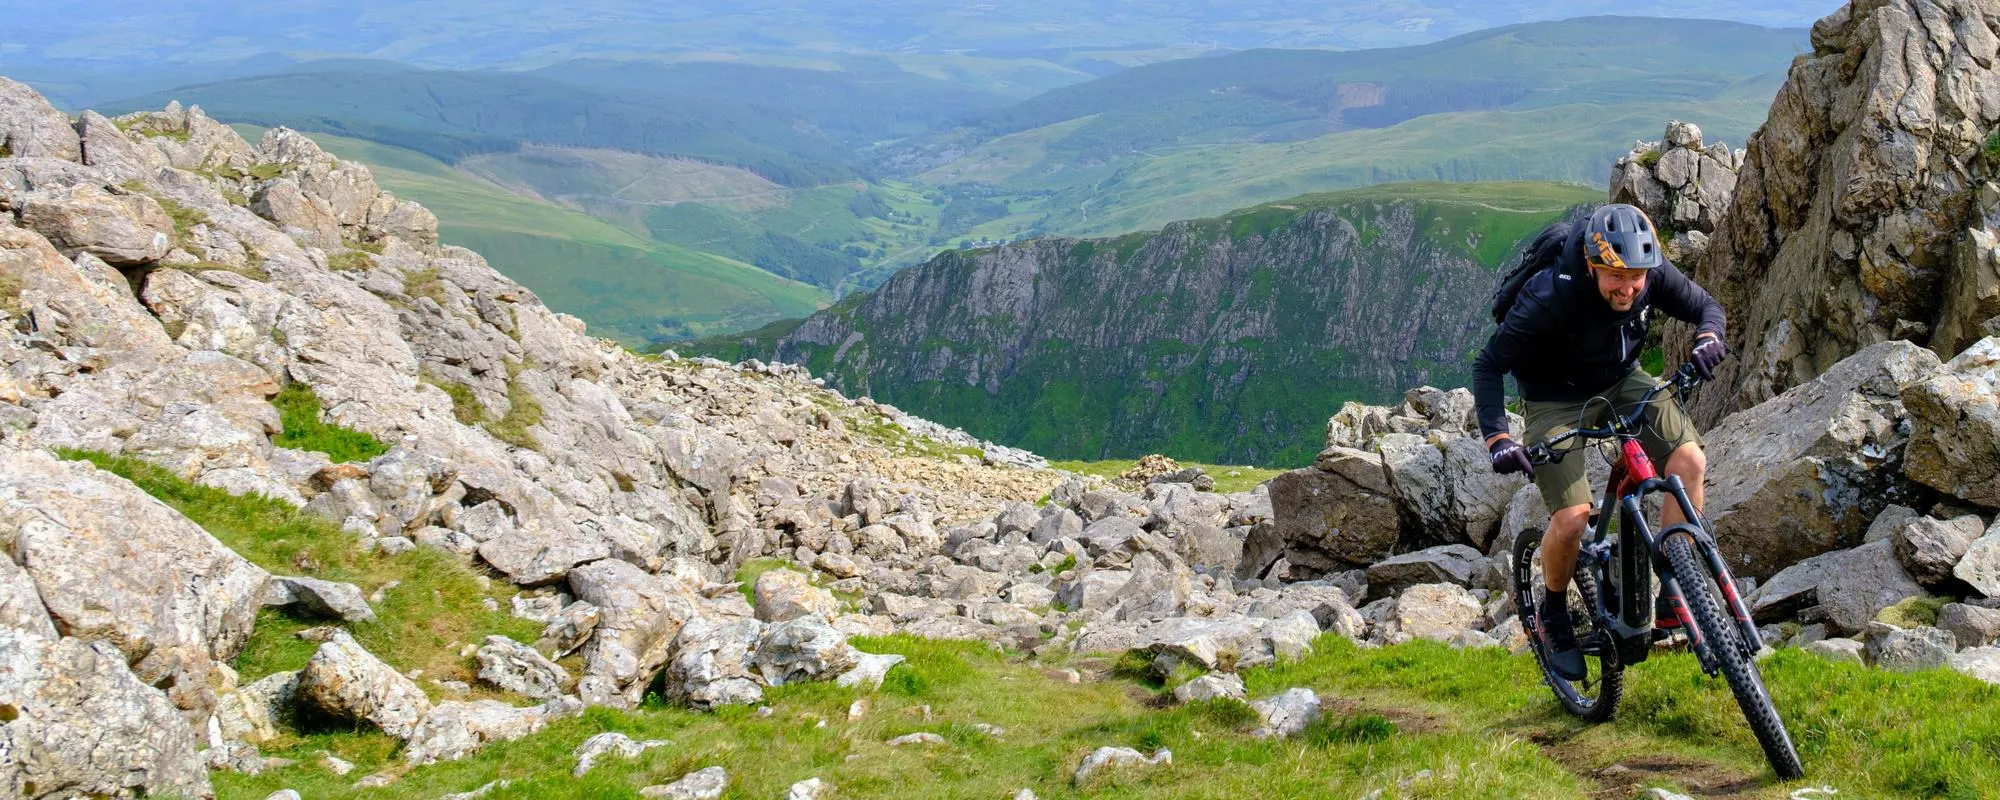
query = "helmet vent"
(1642, 242, 1653, 254)
(1607, 217, 1620, 231)
(1612, 243, 1624, 254)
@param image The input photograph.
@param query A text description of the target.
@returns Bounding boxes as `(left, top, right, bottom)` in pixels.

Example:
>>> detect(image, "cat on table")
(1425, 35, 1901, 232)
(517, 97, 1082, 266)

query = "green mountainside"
(261, 127, 828, 345)
(688, 181, 1600, 465)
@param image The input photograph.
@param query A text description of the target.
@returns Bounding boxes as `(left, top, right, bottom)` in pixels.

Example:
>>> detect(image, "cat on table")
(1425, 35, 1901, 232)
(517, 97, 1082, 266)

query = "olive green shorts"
(1521, 369, 1701, 511)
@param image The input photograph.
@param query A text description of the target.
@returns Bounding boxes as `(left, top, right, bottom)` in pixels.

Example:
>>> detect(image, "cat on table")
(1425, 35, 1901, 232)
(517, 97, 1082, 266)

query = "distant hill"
(687, 181, 1601, 465)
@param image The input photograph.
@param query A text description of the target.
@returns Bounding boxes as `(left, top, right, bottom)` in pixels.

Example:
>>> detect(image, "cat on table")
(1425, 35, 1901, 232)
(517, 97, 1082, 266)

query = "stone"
(403, 697, 583, 765)
(297, 629, 433, 739)
(478, 526, 610, 586)
(265, 575, 376, 622)
(1958, 530, 2000, 598)
(251, 179, 342, 249)
(1376, 583, 1484, 644)
(475, 635, 570, 701)
(1866, 626, 1957, 672)
(573, 731, 668, 777)
(1748, 540, 1925, 634)
(836, 650, 908, 690)
(755, 568, 841, 623)
(1366, 544, 1486, 595)
(214, 669, 298, 744)
(641, 766, 729, 799)
(1903, 338, 2000, 508)
(0, 628, 212, 799)
(1250, 687, 1322, 738)
(0, 449, 269, 713)
(1893, 516, 1983, 587)
(814, 552, 861, 578)
(1701, 342, 1943, 577)
(18, 184, 174, 265)
(0, 76, 83, 159)
(1173, 672, 1247, 703)
(887, 732, 946, 746)
(755, 617, 855, 687)
(664, 617, 765, 708)
(568, 559, 703, 708)
(1804, 638, 1865, 664)
(1939, 603, 2000, 649)
(1033, 507, 1084, 544)
(1864, 505, 1921, 543)
(1270, 451, 1401, 575)
(786, 777, 831, 799)
(1108, 550, 1192, 622)
(537, 600, 601, 657)
(1073, 746, 1171, 784)
(1950, 647, 2000, 685)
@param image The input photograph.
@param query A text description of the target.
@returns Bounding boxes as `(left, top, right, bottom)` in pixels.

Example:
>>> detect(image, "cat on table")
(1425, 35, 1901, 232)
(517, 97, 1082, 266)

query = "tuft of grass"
(55, 449, 540, 687)
(1637, 147, 1664, 168)
(0, 142, 11, 158)
(404, 266, 448, 306)
(271, 382, 390, 463)
(0, 273, 21, 315)
(1986, 128, 2000, 163)
(327, 249, 375, 272)
(422, 371, 487, 426)
(1305, 713, 1397, 746)
(179, 260, 270, 282)
(1876, 595, 1948, 629)
(485, 368, 544, 451)
(732, 557, 795, 605)
(155, 196, 208, 245)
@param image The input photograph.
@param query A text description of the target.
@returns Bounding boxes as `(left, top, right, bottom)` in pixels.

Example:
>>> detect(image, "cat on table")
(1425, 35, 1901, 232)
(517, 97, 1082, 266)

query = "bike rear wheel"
(1513, 528, 1622, 722)
(1661, 534, 1805, 778)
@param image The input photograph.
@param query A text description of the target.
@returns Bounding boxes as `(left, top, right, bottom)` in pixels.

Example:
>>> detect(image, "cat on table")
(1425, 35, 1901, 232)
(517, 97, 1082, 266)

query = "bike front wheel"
(1513, 527, 1622, 722)
(1661, 534, 1805, 779)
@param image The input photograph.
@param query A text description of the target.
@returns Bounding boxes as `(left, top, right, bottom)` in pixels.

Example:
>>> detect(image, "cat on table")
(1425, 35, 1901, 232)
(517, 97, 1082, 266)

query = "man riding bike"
(1472, 203, 1727, 680)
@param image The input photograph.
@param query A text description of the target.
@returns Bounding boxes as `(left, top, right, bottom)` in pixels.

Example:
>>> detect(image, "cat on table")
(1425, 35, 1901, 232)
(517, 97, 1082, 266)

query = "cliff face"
(728, 185, 1592, 465)
(1688, 0, 2000, 425)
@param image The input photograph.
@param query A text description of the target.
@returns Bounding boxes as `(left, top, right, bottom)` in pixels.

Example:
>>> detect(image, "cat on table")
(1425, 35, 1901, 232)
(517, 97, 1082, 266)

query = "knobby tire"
(1661, 535, 1805, 779)
(1514, 528, 1623, 722)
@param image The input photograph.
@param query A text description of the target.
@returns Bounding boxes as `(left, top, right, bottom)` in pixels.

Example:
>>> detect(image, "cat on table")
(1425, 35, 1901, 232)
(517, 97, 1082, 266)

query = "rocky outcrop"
(1902, 336, 2000, 507)
(1700, 340, 1942, 576)
(0, 77, 82, 161)
(1687, 0, 2000, 424)
(1608, 120, 1742, 264)
(0, 627, 212, 799)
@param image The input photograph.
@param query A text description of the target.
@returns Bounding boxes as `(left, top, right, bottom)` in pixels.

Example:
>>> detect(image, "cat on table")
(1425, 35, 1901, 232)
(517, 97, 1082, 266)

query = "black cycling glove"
(1690, 335, 1727, 380)
(1489, 438, 1534, 478)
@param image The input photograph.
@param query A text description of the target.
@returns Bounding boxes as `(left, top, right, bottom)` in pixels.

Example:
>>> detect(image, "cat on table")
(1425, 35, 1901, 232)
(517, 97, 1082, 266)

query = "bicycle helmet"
(1582, 203, 1664, 271)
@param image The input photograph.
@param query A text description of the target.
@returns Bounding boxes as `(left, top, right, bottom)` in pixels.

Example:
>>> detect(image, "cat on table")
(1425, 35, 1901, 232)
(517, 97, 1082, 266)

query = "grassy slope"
(243, 127, 828, 345)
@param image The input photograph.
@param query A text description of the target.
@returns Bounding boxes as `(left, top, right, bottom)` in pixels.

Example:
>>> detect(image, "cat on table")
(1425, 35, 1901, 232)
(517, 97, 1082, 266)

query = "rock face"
(1608, 120, 1742, 264)
(1902, 337, 2000, 508)
(0, 76, 82, 160)
(1700, 341, 1942, 576)
(0, 627, 213, 799)
(716, 192, 1589, 466)
(1270, 449, 1401, 574)
(1686, 0, 2000, 425)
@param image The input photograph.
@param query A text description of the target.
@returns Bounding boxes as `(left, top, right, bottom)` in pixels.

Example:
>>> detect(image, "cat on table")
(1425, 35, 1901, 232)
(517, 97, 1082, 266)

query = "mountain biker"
(1471, 203, 1727, 680)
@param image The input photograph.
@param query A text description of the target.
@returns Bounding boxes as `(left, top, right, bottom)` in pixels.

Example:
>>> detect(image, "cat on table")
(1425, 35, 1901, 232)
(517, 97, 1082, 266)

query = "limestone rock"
(1958, 529, 2000, 598)
(536, 600, 600, 658)
(1270, 450, 1400, 575)
(1903, 337, 2000, 508)
(0, 628, 212, 799)
(404, 697, 584, 765)
(642, 766, 729, 800)
(1373, 583, 1483, 644)
(1866, 625, 1957, 672)
(297, 630, 432, 739)
(0, 77, 82, 160)
(1250, 687, 1321, 738)
(567, 559, 703, 708)
(572, 731, 668, 777)
(475, 635, 569, 701)
(1173, 672, 1246, 703)
(1073, 746, 1171, 784)
(1748, 540, 1925, 634)
(755, 568, 840, 623)
(1701, 342, 1942, 577)
(265, 575, 375, 622)
(1951, 646, 2000, 685)
(213, 670, 298, 744)
(755, 616, 854, 686)
(18, 183, 173, 265)
(1804, 637, 1865, 664)
(787, 777, 830, 800)
(1366, 544, 1486, 595)
(1940, 603, 2000, 648)
(835, 650, 907, 690)
(1685, 1, 2000, 425)
(1893, 516, 1983, 587)
(664, 617, 765, 708)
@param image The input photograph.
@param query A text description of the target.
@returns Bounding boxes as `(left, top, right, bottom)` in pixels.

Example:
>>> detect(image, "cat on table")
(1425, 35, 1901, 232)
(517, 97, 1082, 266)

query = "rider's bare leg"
(1660, 442, 1707, 528)
(1541, 504, 1592, 593)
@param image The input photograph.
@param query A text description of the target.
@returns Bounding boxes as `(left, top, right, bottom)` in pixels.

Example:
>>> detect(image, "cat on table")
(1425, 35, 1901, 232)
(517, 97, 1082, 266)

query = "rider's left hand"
(1690, 335, 1726, 380)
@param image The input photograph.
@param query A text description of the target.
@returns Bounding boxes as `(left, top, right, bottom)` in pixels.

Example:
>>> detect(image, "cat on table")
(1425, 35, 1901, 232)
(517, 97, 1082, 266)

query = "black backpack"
(1489, 221, 1575, 325)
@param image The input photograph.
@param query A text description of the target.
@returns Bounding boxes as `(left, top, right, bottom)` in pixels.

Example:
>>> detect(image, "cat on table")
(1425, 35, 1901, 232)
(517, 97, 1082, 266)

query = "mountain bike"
(1509, 363, 1804, 779)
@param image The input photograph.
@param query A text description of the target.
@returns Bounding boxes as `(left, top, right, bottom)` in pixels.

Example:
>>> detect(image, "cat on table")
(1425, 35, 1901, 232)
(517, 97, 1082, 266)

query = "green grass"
(0, 273, 21, 315)
(485, 370, 543, 451)
(54, 450, 540, 687)
(326, 249, 374, 272)
(422, 372, 487, 426)
(177, 260, 270, 282)
(403, 266, 447, 305)
(270, 382, 390, 463)
(1984, 128, 2000, 164)
(206, 624, 2000, 800)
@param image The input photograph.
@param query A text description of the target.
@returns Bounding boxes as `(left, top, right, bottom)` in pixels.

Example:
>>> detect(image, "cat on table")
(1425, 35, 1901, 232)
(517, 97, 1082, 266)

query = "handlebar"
(1524, 363, 1703, 466)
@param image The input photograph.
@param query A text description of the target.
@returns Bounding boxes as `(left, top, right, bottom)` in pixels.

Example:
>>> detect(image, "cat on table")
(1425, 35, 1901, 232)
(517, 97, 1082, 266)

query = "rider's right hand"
(1489, 437, 1534, 478)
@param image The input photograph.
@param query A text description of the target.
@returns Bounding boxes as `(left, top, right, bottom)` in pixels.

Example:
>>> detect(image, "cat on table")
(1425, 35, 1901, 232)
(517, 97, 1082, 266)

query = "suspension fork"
(1660, 477, 1763, 657)
(1623, 493, 1723, 675)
